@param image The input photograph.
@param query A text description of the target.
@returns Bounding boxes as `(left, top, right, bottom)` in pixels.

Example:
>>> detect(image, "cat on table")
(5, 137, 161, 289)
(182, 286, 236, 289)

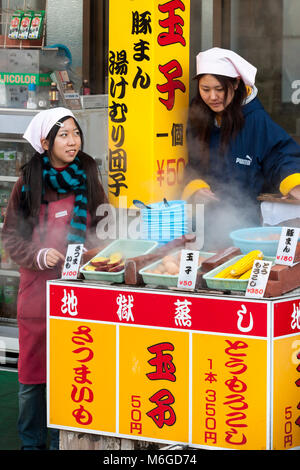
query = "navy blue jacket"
(186, 97, 300, 206)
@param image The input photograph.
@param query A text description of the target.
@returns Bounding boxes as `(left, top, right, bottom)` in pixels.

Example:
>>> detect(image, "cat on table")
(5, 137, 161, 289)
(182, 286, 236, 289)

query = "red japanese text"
(146, 342, 176, 428)
(71, 325, 94, 426)
(224, 339, 249, 446)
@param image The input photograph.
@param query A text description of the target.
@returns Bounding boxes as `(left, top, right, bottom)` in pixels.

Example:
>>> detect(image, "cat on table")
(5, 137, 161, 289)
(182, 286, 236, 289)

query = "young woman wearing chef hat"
(182, 47, 300, 249)
(2, 107, 108, 449)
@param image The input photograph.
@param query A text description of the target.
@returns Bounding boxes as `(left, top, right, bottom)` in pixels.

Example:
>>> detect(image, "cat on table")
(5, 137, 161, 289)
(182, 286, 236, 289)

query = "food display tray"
(80, 239, 158, 283)
(139, 251, 215, 288)
(203, 255, 275, 292)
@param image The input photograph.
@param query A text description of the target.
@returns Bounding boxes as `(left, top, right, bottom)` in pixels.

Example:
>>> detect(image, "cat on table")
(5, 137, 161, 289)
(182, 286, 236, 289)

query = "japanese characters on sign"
(71, 325, 95, 427)
(296, 351, 300, 429)
(48, 282, 300, 449)
(245, 259, 272, 299)
(276, 227, 300, 266)
(224, 340, 249, 446)
(61, 244, 83, 280)
(146, 342, 176, 429)
(108, 0, 190, 207)
(177, 249, 199, 290)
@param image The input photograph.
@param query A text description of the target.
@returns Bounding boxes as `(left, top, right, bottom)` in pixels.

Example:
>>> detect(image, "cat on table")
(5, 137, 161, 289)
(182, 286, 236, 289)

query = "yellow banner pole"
(108, 0, 190, 208)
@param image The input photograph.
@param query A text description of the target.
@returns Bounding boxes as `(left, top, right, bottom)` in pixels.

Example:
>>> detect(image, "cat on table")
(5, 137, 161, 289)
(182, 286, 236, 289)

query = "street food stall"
(46, 227, 300, 451)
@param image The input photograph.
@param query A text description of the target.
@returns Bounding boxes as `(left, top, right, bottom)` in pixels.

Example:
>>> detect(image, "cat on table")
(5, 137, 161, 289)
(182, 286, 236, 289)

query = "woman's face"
(42, 117, 82, 168)
(198, 74, 238, 114)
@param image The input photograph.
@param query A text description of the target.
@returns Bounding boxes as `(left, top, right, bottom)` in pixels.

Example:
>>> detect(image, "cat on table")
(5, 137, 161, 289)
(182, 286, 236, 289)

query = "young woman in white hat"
(2, 107, 107, 449)
(183, 47, 300, 248)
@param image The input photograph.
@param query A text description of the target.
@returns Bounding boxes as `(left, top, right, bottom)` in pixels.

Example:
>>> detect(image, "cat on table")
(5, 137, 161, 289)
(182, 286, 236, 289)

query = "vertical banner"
(272, 299, 300, 449)
(192, 334, 268, 450)
(118, 326, 190, 442)
(48, 319, 117, 433)
(108, 0, 190, 208)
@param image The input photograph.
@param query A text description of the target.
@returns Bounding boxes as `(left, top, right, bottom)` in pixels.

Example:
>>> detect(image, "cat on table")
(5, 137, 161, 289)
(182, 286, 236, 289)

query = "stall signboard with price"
(47, 281, 300, 450)
(108, 0, 190, 208)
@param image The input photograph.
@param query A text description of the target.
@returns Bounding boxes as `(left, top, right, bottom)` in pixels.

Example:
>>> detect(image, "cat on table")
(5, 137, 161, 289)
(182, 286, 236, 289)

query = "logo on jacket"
(235, 155, 252, 166)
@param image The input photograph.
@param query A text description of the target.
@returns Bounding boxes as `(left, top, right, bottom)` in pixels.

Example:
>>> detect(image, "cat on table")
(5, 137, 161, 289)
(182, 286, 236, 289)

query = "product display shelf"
(0, 0, 47, 49)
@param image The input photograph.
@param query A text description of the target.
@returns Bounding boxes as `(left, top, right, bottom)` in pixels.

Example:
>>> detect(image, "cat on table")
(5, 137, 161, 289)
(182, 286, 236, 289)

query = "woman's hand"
(285, 185, 300, 200)
(192, 187, 220, 203)
(46, 248, 65, 268)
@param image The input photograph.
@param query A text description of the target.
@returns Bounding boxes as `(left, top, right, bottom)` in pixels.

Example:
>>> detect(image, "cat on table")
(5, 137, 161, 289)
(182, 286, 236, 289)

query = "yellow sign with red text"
(192, 333, 268, 450)
(273, 335, 300, 450)
(108, 0, 190, 207)
(48, 319, 117, 432)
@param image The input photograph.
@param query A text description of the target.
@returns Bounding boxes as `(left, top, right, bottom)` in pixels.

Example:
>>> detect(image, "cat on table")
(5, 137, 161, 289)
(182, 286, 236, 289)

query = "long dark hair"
(19, 116, 107, 238)
(187, 74, 248, 171)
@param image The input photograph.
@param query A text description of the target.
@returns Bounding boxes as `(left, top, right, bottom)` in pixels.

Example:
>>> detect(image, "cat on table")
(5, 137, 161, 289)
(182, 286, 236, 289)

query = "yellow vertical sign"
(273, 336, 300, 450)
(192, 333, 268, 450)
(49, 319, 117, 433)
(108, 0, 190, 208)
(118, 326, 190, 443)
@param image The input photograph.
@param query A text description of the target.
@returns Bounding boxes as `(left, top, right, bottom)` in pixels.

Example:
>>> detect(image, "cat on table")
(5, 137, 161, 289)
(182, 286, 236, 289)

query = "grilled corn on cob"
(238, 268, 253, 280)
(214, 265, 238, 279)
(230, 250, 263, 276)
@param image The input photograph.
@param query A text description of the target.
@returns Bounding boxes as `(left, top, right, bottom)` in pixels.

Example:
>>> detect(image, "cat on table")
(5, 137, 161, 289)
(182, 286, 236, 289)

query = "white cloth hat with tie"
(23, 107, 76, 154)
(196, 47, 257, 87)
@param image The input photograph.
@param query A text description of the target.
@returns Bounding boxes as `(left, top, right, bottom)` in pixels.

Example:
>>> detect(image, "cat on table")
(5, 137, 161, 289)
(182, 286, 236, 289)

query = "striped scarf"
(42, 154, 88, 243)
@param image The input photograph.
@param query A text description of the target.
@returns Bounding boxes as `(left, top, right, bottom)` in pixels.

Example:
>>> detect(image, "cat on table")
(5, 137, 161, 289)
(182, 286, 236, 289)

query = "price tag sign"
(61, 244, 84, 280)
(275, 227, 300, 266)
(245, 259, 272, 298)
(177, 249, 199, 290)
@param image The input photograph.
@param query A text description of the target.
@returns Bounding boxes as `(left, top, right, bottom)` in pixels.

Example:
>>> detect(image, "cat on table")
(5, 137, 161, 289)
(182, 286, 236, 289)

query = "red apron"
(17, 195, 91, 384)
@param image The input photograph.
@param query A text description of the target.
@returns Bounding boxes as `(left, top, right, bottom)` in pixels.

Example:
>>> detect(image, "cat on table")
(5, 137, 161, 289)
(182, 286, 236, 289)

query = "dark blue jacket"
(186, 97, 300, 206)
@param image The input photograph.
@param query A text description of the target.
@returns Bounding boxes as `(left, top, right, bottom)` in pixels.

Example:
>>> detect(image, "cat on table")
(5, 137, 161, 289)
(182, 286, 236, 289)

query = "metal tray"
(139, 251, 215, 288)
(203, 255, 275, 292)
(80, 239, 158, 283)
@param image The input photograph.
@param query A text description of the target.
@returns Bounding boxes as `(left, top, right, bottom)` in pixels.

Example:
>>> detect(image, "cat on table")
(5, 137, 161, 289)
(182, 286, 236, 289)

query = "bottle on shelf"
(81, 79, 91, 95)
(49, 82, 59, 108)
(27, 83, 37, 109)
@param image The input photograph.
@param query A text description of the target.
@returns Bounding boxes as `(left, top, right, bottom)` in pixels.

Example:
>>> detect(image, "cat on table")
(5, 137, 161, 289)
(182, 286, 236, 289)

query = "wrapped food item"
(28, 10, 45, 39)
(8, 10, 24, 39)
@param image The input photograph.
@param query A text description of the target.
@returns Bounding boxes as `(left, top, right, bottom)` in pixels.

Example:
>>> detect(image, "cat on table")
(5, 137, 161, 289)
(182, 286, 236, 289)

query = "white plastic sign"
(245, 259, 272, 298)
(177, 249, 199, 290)
(61, 244, 84, 280)
(275, 227, 300, 266)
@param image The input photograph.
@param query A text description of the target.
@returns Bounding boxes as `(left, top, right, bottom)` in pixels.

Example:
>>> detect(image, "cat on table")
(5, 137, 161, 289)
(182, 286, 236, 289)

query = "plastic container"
(27, 83, 37, 109)
(140, 200, 188, 244)
(80, 239, 158, 283)
(229, 226, 290, 256)
(203, 255, 275, 292)
(139, 250, 215, 288)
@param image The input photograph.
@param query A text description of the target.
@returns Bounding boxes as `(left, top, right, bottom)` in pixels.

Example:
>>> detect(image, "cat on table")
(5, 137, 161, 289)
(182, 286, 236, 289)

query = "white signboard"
(61, 244, 84, 280)
(275, 227, 300, 266)
(177, 250, 199, 290)
(245, 259, 272, 299)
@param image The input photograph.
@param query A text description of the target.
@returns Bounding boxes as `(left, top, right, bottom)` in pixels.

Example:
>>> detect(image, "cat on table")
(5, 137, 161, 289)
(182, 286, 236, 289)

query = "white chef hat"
(196, 47, 257, 87)
(23, 107, 76, 154)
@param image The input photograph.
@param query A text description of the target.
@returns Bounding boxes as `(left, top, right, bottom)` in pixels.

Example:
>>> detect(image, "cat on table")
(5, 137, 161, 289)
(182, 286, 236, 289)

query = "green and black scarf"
(41, 154, 88, 243)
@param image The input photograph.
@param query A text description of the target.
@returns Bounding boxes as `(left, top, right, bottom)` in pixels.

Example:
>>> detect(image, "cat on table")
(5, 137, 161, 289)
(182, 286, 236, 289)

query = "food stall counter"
(46, 278, 300, 451)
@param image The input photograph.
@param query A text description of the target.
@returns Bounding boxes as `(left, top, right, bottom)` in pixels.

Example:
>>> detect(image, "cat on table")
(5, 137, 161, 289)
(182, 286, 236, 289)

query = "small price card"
(61, 244, 84, 280)
(245, 259, 272, 298)
(275, 227, 300, 266)
(177, 249, 199, 290)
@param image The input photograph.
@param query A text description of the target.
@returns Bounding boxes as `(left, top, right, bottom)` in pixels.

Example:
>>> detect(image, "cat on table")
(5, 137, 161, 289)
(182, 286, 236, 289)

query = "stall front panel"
(272, 298, 300, 450)
(46, 281, 286, 450)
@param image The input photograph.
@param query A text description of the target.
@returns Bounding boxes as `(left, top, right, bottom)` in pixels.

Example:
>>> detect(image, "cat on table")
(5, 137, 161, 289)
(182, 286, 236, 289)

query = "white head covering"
(23, 107, 76, 154)
(196, 47, 257, 87)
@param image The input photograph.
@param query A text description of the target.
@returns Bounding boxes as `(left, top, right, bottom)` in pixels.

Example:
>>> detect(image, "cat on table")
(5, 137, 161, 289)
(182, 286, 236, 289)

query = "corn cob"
(214, 265, 238, 279)
(238, 268, 253, 280)
(230, 250, 263, 276)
